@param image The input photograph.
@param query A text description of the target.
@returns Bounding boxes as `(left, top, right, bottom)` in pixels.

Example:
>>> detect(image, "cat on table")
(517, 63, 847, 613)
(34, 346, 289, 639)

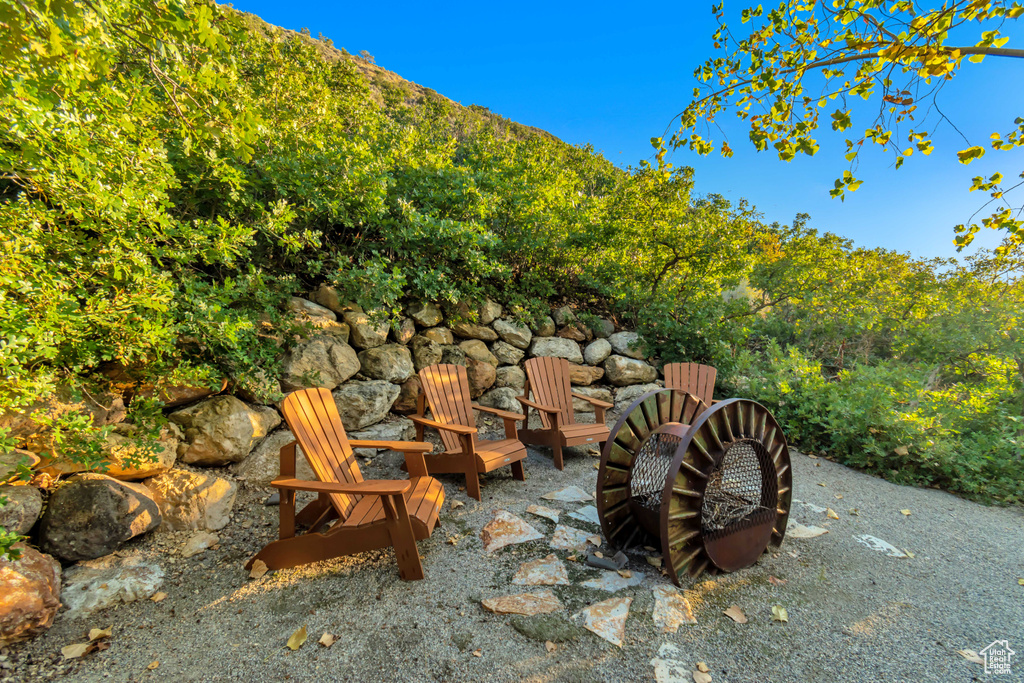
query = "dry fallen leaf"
(617, 569, 632, 578)
(446, 536, 459, 546)
(147, 661, 159, 671)
(723, 605, 747, 624)
(767, 575, 787, 587)
(587, 535, 602, 546)
(646, 556, 663, 568)
(319, 633, 336, 648)
(545, 640, 556, 653)
(643, 545, 657, 552)
(150, 592, 167, 603)
(88, 627, 112, 641)
(697, 662, 710, 673)
(806, 453, 818, 459)
(826, 508, 840, 520)
(834, 494, 843, 500)
(693, 670, 713, 683)
(593, 462, 600, 470)
(848, 508, 861, 516)
(904, 549, 916, 558)
(1018, 578, 1024, 586)
(957, 649, 984, 665)
(61, 643, 92, 660)
(286, 626, 308, 651)
(249, 559, 269, 579)
(594, 551, 603, 558)
(472, 649, 482, 658)
(817, 482, 827, 487)
(771, 605, 789, 623)
(567, 554, 577, 561)
(451, 500, 465, 510)
(900, 509, 912, 516)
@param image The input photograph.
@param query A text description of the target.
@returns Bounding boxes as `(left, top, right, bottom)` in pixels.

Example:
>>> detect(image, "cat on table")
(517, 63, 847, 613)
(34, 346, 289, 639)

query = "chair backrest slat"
(281, 388, 362, 520)
(663, 362, 717, 407)
(419, 364, 476, 453)
(523, 357, 575, 429)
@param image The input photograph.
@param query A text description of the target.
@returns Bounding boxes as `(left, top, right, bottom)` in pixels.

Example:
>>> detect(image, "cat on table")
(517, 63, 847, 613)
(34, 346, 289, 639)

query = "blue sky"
(231, 1, 1023, 260)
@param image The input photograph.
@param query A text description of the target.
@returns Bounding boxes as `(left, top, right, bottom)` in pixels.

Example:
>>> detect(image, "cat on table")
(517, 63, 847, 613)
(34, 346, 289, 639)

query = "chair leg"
(465, 469, 482, 501)
(387, 496, 425, 581)
(511, 459, 526, 481)
(552, 443, 564, 470)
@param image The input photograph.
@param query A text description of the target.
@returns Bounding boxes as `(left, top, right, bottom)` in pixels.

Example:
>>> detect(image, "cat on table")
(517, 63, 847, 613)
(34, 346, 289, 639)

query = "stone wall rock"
(478, 387, 522, 414)
(492, 341, 525, 366)
(557, 324, 588, 342)
(421, 327, 454, 345)
(170, 396, 280, 466)
(613, 383, 662, 406)
(357, 344, 415, 383)
(101, 425, 180, 480)
(572, 386, 614, 413)
(584, 339, 612, 366)
(0, 544, 61, 645)
(492, 319, 532, 349)
(231, 429, 315, 485)
(287, 296, 336, 322)
(459, 340, 499, 368)
(145, 470, 236, 532)
(38, 474, 161, 562)
(410, 335, 443, 371)
(479, 300, 503, 325)
(551, 306, 576, 326)
(603, 355, 658, 386)
(0, 485, 42, 535)
(348, 419, 416, 457)
(279, 336, 360, 392)
(391, 318, 417, 345)
(343, 311, 389, 349)
(406, 302, 443, 327)
(589, 318, 615, 339)
(608, 331, 647, 360)
(331, 381, 400, 430)
(495, 366, 526, 391)
(451, 322, 499, 342)
(532, 316, 556, 337)
(529, 337, 584, 364)
(440, 345, 467, 367)
(568, 363, 604, 386)
(392, 377, 421, 414)
(466, 358, 496, 399)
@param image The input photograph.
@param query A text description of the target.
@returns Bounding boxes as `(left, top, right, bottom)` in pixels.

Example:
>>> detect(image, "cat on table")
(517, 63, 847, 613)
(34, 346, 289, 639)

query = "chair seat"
(474, 438, 528, 473)
(559, 422, 610, 446)
(342, 476, 445, 539)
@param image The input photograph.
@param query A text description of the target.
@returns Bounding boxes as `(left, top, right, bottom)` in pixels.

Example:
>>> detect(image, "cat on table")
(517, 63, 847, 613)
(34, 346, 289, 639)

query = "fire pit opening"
(629, 431, 681, 512)
(701, 439, 778, 539)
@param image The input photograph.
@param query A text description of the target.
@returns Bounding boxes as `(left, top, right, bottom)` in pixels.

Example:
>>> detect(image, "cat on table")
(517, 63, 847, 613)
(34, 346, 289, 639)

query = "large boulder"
(421, 327, 455, 345)
(608, 331, 647, 360)
(568, 363, 604, 386)
(342, 311, 389, 349)
(459, 340, 499, 368)
(493, 319, 532, 349)
(331, 381, 400, 430)
(0, 485, 43, 535)
(604, 355, 658, 387)
(584, 339, 612, 366)
(170, 396, 281, 466)
(466, 359, 497, 399)
(614, 383, 662, 406)
(406, 302, 443, 327)
(451, 322, 499, 342)
(495, 366, 526, 391)
(530, 338, 584, 364)
(391, 318, 417, 345)
(0, 544, 61, 645)
(551, 306, 576, 326)
(572, 386, 614, 414)
(357, 344, 415, 383)
(532, 316, 556, 337)
(478, 388, 522, 414)
(492, 341, 525, 366)
(440, 345, 467, 367)
(280, 336, 360, 392)
(145, 470, 236, 532)
(62, 555, 163, 617)
(392, 376, 422, 414)
(231, 429, 315, 485)
(410, 335, 443, 371)
(38, 474, 161, 562)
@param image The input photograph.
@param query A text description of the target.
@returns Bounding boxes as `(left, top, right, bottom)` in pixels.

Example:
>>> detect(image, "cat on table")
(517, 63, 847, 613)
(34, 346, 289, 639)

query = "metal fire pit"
(596, 389, 792, 584)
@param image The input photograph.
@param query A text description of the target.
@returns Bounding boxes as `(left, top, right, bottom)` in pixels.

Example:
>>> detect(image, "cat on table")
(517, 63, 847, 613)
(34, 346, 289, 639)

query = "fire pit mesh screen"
(630, 432, 681, 511)
(701, 439, 777, 535)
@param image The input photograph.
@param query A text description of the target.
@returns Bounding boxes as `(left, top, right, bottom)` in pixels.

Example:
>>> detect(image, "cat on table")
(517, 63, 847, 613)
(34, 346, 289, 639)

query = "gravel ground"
(3, 419, 1023, 683)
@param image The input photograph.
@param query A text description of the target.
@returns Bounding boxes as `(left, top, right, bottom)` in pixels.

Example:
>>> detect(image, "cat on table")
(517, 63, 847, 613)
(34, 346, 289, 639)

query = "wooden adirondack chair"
(517, 357, 612, 470)
(246, 388, 444, 581)
(412, 364, 528, 501)
(662, 362, 718, 406)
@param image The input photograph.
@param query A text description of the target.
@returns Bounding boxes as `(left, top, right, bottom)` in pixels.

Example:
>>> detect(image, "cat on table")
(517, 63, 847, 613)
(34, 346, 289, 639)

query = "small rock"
(494, 366, 526, 391)
(279, 336, 360, 392)
(576, 597, 631, 647)
(409, 335, 443, 371)
(480, 510, 544, 552)
(439, 345, 467, 367)
(465, 358, 496, 398)
(232, 429, 315, 485)
(588, 318, 615, 339)
(0, 544, 61, 645)
(556, 325, 587, 342)
(170, 396, 281, 466)
(62, 556, 163, 617)
(512, 555, 570, 586)
(478, 300, 503, 325)
(572, 386, 614, 414)
(613, 383, 662, 407)
(181, 531, 219, 558)
(287, 296, 337, 322)
(481, 589, 562, 616)
(0, 485, 43, 535)
(391, 318, 417, 345)
(392, 376, 422, 414)
(477, 388, 522, 414)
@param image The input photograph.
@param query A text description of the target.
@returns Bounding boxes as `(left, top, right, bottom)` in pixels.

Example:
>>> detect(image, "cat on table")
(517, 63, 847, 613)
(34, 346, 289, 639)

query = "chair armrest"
(472, 404, 525, 421)
(409, 415, 477, 435)
(570, 392, 613, 409)
(516, 397, 560, 414)
(710, 398, 721, 404)
(271, 478, 411, 496)
(348, 439, 433, 453)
